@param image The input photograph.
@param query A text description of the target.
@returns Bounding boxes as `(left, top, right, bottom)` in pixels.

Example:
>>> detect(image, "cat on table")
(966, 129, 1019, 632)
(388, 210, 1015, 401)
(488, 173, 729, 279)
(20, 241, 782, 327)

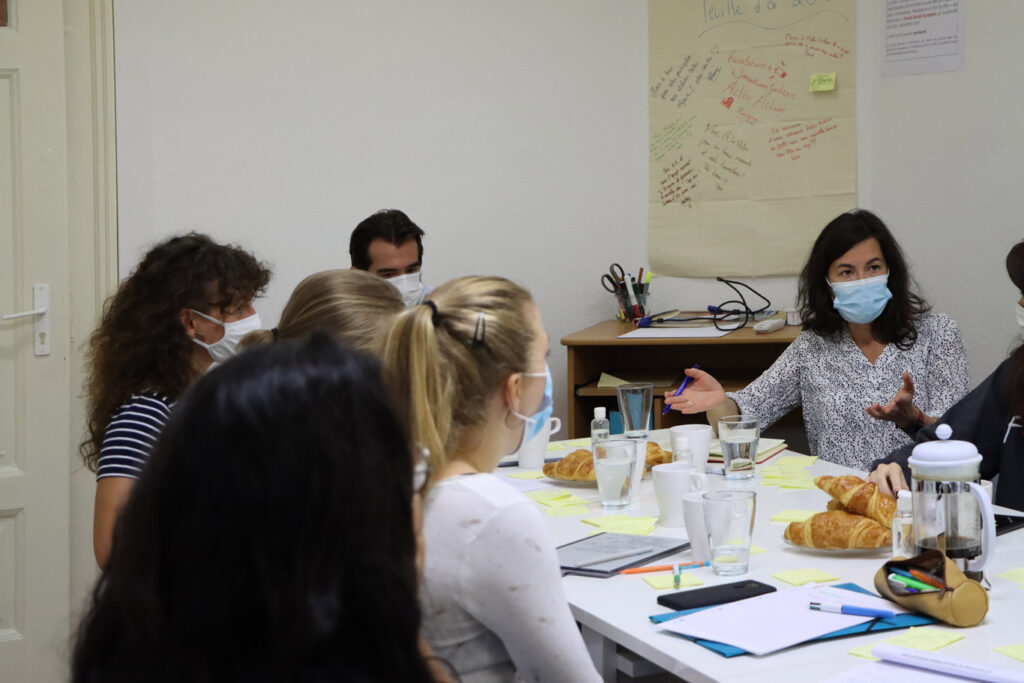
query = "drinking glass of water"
(703, 490, 756, 576)
(616, 383, 653, 439)
(593, 439, 637, 509)
(717, 414, 759, 480)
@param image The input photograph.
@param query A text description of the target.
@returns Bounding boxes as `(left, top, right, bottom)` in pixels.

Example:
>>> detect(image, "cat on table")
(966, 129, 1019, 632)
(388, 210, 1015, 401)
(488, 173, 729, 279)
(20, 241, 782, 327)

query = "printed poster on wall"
(649, 0, 857, 277)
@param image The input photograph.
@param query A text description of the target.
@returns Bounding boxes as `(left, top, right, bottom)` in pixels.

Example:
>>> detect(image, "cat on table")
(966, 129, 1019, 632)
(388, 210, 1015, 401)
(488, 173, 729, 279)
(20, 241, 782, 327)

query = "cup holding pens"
(593, 439, 637, 509)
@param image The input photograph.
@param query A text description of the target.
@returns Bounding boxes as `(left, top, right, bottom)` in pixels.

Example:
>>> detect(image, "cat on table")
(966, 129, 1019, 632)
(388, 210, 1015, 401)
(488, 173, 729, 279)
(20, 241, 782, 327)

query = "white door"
(0, 0, 73, 679)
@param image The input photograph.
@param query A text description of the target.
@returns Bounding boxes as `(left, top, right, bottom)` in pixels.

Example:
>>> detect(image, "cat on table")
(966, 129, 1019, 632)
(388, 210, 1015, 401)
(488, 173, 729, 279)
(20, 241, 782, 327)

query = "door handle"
(1, 284, 50, 356)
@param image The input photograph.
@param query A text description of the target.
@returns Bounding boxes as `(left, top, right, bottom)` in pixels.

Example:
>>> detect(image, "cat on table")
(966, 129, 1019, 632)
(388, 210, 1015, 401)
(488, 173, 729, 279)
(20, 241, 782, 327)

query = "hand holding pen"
(663, 366, 727, 415)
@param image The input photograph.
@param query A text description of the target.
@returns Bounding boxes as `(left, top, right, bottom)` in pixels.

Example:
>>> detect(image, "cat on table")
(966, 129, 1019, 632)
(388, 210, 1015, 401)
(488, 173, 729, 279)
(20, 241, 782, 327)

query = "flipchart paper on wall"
(649, 0, 856, 277)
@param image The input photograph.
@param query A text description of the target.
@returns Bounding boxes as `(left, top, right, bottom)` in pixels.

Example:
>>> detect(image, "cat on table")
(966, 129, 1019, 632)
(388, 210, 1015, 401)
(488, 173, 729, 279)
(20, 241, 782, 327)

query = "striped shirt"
(96, 392, 174, 480)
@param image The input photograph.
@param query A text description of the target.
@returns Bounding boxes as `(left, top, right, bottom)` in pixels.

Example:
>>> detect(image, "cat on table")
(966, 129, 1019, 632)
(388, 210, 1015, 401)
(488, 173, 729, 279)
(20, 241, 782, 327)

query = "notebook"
(556, 532, 689, 578)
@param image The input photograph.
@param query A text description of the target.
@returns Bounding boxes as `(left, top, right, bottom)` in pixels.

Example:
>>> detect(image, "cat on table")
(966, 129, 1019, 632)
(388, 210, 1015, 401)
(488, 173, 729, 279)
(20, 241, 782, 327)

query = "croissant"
(785, 510, 892, 549)
(541, 441, 669, 481)
(815, 475, 897, 529)
(543, 449, 595, 481)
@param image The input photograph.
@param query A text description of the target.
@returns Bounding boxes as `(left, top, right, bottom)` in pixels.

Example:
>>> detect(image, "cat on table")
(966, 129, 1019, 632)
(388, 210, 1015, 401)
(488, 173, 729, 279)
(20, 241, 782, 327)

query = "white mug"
(516, 416, 562, 469)
(671, 424, 713, 472)
(652, 462, 707, 527)
(683, 490, 712, 562)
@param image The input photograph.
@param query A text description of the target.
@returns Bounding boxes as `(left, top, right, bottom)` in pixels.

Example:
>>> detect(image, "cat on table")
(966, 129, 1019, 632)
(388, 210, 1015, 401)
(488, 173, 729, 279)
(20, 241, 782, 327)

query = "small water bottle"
(892, 490, 914, 558)
(590, 407, 610, 451)
(672, 436, 693, 464)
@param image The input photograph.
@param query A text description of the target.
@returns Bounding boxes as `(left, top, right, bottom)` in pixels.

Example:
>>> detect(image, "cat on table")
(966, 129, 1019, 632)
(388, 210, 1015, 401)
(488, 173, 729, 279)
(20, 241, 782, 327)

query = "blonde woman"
(382, 276, 600, 683)
(243, 269, 402, 352)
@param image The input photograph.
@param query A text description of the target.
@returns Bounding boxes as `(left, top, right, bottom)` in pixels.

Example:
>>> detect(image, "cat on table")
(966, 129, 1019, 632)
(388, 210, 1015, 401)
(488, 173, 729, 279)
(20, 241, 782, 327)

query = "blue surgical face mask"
(509, 363, 553, 454)
(827, 273, 893, 325)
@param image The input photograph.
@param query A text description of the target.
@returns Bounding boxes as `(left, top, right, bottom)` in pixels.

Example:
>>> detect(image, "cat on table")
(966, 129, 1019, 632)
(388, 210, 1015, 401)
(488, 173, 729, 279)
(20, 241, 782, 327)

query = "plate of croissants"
(782, 474, 896, 555)
(541, 441, 671, 486)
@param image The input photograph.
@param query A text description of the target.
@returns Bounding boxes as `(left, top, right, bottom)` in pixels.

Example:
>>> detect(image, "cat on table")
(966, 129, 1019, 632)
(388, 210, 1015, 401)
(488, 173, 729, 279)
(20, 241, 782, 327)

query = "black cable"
(707, 277, 772, 331)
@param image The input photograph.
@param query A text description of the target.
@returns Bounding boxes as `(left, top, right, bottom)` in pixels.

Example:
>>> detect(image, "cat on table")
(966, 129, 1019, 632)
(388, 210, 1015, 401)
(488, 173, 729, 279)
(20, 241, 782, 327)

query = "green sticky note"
(644, 572, 703, 590)
(995, 644, 1024, 663)
(809, 72, 837, 92)
(770, 509, 817, 523)
(505, 470, 546, 480)
(886, 627, 964, 651)
(772, 568, 839, 586)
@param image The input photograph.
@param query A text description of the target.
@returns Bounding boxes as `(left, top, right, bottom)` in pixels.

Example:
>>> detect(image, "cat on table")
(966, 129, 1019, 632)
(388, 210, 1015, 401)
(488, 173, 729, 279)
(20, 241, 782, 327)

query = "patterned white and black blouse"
(728, 313, 970, 470)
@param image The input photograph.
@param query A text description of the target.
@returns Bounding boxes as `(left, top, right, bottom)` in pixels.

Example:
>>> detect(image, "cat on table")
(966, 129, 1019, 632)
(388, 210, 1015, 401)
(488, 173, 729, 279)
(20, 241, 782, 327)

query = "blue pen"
(809, 602, 895, 619)
(663, 364, 701, 415)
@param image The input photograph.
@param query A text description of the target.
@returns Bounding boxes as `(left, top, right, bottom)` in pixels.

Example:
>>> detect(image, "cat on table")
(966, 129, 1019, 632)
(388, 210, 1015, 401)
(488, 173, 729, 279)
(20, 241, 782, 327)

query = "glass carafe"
(907, 425, 996, 579)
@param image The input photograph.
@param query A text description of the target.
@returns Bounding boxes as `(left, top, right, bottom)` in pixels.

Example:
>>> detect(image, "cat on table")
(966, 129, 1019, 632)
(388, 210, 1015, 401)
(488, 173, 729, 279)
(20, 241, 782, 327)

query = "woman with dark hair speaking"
(665, 210, 969, 468)
(870, 239, 1024, 508)
(72, 334, 437, 682)
(80, 233, 270, 569)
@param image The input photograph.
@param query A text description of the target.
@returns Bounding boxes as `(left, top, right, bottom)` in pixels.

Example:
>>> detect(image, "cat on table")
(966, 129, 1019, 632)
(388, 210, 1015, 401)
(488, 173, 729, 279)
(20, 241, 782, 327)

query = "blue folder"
(648, 582, 936, 657)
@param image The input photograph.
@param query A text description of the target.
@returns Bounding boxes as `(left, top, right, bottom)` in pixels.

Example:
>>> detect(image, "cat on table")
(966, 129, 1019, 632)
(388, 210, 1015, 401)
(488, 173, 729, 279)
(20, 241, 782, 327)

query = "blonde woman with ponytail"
(242, 269, 402, 352)
(382, 276, 600, 682)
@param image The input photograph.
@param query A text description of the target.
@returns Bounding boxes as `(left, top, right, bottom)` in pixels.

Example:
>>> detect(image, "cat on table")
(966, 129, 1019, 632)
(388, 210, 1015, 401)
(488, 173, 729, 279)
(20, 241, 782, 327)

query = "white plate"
(782, 538, 891, 556)
(544, 475, 598, 488)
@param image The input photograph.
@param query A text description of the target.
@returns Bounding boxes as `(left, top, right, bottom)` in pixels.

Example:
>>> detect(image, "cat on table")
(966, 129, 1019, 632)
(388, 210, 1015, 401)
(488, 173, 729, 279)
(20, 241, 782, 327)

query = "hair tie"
(423, 300, 441, 326)
(471, 311, 486, 347)
(271, 327, 279, 342)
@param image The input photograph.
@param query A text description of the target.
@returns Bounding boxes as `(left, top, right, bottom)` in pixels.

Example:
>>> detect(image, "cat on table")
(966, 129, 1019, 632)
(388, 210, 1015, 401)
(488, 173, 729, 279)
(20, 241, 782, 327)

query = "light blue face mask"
(510, 363, 553, 454)
(828, 273, 893, 325)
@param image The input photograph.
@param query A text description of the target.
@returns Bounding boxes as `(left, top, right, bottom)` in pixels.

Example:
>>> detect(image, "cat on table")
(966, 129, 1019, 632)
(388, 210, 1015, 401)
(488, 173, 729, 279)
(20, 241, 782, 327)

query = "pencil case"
(873, 549, 988, 627)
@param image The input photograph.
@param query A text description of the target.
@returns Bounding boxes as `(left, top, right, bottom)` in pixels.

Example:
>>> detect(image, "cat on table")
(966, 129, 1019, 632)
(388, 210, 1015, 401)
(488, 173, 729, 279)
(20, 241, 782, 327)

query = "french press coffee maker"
(907, 424, 996, 580)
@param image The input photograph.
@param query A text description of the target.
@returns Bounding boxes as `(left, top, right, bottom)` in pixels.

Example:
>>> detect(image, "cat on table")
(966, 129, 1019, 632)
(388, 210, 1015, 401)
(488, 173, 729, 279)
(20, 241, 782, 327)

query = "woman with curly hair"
(81, 232, 270, 569)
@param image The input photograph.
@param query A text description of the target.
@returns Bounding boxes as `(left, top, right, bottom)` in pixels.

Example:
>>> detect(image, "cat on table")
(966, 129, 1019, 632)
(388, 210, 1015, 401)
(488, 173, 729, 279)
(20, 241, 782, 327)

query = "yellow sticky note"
(644, 572, 704, 590)
(848, 643, 880, 660)
(780, 479, 817, 490)
(749, 544, 767, 554)
(809, 72, 837, 92)
(547, 493, 588, 509)
(886, 627, 964, 652)
(505, 470, 546, 480)
(545, 505, 589, 517)
(770, 509, 817, 523)
(772, 568, 839, 586)
(995, 644, 1024, 663)
(526, 489, 571, 505)
(774, 455, 818, 467)
(556, 438, 592, 449)
(997, 567, 1024, 585)
(581, 514, 658, 536)
(545, 442, 567, 452)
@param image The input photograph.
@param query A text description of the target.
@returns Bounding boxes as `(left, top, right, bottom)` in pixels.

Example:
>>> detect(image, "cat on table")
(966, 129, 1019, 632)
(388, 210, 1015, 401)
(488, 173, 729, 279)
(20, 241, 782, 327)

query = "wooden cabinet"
(561, 319, 801, 438)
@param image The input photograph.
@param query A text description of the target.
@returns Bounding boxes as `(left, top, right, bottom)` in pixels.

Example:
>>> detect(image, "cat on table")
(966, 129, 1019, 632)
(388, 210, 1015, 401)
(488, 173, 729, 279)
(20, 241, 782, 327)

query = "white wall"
(115, 1, 1023, 431)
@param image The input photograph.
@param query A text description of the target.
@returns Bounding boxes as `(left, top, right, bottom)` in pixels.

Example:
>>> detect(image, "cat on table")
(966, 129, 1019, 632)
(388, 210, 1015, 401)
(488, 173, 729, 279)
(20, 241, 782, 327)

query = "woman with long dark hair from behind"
(665, 209, 970, 469)
(81, 233, 270, 569)
(72, 333, 435, 682)
(870, 239, 1024, 508)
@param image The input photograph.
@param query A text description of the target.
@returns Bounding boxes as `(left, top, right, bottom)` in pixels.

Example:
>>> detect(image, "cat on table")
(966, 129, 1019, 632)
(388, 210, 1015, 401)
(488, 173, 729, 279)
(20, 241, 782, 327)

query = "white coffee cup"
(980, 479, 994, 500)
(682, 490, 712, 562)
(652, 462, 707, 527)
(671, 424, 713, 472)
(515, 416, 561, 469)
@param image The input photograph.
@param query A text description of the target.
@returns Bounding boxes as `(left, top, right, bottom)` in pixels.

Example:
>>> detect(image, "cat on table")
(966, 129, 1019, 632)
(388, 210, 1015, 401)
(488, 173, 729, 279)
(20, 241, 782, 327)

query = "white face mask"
(1016, 302, 1024, 330)
(189, 309, 261, 363)
(390, 272, 425, 307)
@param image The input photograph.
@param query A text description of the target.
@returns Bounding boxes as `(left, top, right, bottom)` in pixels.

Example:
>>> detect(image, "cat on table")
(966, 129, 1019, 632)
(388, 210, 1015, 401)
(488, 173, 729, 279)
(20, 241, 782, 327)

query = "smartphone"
(995, 514, 1024, 536)
(657, 579, 776, 611)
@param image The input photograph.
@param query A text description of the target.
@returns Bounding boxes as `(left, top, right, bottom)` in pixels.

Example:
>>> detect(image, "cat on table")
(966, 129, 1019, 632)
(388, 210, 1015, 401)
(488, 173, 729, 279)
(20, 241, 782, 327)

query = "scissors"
(600, 262, 627, 294)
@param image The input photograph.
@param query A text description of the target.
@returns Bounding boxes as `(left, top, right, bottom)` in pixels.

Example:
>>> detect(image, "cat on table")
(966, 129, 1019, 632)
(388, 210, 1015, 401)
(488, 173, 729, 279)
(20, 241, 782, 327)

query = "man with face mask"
(349, 209, 432, 306)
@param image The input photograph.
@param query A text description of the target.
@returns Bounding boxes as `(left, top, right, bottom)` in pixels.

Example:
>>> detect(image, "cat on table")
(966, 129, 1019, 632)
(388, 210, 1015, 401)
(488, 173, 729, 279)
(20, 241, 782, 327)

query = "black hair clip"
(471, 311, 486, 346)
(424, 300, 441, 326)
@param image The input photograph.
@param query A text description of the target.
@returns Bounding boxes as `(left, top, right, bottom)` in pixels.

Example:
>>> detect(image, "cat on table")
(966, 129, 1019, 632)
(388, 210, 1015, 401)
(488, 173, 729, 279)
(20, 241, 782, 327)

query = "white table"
(506, 432, 1024, 682)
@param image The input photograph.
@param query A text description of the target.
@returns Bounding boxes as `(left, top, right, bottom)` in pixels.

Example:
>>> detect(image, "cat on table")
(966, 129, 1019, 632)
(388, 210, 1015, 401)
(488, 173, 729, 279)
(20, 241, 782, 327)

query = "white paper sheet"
(659, 584, 909, 656)
(618, 327, 733, 339)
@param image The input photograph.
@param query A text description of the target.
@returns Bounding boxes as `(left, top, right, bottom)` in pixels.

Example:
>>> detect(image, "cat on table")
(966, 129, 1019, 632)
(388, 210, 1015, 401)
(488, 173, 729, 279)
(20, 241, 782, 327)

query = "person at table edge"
(665, 209, 970, 470)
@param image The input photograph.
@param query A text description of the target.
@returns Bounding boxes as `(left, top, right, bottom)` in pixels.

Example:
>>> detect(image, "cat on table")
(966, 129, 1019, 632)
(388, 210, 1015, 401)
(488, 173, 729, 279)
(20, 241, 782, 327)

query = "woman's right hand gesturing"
(663, 367, 726, 414)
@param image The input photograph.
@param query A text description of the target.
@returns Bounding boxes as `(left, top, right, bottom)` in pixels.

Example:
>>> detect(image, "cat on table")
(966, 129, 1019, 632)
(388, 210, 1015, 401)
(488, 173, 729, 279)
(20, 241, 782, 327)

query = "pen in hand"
(663, 364, 701, 415)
